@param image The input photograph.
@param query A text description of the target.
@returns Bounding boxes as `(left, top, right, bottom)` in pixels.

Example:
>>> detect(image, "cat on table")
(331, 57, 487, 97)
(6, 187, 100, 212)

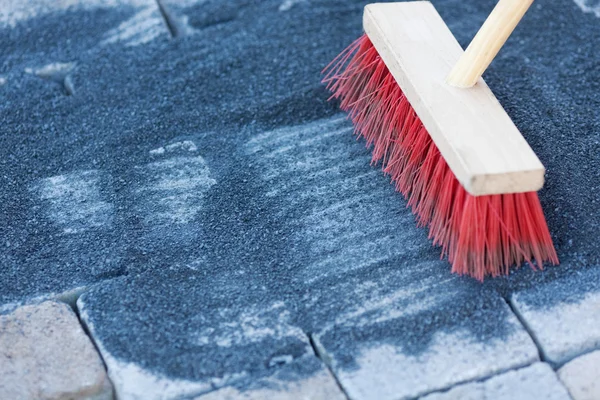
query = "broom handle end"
(446, 0, 534, 88)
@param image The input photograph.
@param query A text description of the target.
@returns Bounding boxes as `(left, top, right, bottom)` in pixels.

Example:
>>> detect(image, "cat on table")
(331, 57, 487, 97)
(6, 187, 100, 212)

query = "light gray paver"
(0, 301, 113, 400)
(78, 294, 316, 400)
(421, 362, 571, 400)
(194, 355, 346, 400)
(314, 323, 539, 400)
(310, 284, 540, 400)
(558, 350, 600, 400)
(511, 283, 600, 366)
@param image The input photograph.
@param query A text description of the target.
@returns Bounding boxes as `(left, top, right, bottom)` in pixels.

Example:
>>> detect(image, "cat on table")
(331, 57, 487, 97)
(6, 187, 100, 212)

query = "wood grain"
(363, 1, 544, 196)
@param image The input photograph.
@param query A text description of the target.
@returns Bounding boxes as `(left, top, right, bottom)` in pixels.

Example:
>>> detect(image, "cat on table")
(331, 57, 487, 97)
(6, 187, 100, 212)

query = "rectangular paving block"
(420, 362, 571, 400)
(558, 350, 600, 400)
(510, 268, 600, 366)
(77, 279, 317, 400)
(193, 355, 346, 400)
(0, 0, 361, 311)
(312, 296, 538, 400)
(0, 301, 113, 400)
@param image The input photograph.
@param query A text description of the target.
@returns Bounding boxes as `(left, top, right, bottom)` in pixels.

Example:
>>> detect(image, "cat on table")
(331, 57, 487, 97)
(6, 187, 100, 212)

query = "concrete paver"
(420, 363, 570, 400)
(0, 301, 113, 400)
(510, 268, 600, 366)
(248, 117, 539, 400)
(311, 285, 538, 400)
(193, 355, 346, 400)
(558, 350, 600, 400)
(0, 0, 169, 310)
(78, 284, 316, 400)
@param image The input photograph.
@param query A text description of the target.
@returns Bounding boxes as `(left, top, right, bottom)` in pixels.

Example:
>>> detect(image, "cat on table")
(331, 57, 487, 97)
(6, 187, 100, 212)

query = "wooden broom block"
(363, 1, 544, 196)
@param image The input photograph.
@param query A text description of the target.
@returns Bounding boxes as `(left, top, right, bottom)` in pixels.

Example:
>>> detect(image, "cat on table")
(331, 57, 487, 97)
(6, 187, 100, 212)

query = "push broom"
(322, 0, 559, 280)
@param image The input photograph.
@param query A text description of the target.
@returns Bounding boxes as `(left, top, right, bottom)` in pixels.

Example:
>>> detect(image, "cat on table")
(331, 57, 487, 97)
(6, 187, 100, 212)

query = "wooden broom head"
(363, 1, 543, 196)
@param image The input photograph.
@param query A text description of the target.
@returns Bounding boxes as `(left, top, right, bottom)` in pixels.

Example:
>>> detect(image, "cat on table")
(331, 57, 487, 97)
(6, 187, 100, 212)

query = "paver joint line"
(308, 332, 350, 400)
(155, 0, 178, 38)
(504, 296, 547, 363)
(70, 295, 114, 380)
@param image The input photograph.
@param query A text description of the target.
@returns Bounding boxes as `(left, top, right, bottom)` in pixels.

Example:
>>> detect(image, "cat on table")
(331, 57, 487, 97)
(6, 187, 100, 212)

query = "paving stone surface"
(193, 354, 346, 400)
(1, 0, 599, 399)
(308, 267, 538, 399)
(0, 301, 113, 400)
(420, 363, 571, 400)
(79, 287, 317, 400)
(510, 267, 600, 366)
(558, 350, 600, 400)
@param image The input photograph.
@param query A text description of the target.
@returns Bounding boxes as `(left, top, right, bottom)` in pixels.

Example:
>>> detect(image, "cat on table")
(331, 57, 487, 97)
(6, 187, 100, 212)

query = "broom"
(322, 0, 558, 280)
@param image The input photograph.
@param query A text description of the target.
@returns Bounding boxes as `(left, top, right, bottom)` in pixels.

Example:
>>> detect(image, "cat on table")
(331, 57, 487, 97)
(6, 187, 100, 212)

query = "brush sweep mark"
(278, 0, 306, 12)
(149, 140, 198, 155)
(192, 302, 310, 352)
(25, 62, 75, 78)
(573, 0, 600, 17)
(245, 116, 425, 283)
(133, 154, 216, 225)
(101, 5, 165, 46)
(32, 170, 114, 234)
(312, 276, 455, 333)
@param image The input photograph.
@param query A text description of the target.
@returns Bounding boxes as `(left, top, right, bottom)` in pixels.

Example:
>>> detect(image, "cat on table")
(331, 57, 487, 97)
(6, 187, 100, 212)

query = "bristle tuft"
(323, 34, 558, 280)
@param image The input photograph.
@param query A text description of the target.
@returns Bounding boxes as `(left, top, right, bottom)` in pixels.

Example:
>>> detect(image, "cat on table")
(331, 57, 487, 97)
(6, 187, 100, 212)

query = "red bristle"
(322, 34, 559, 280)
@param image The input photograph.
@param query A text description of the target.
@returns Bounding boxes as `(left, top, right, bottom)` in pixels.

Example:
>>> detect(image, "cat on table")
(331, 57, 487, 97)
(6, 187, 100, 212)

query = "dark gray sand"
(1, 0, 599, 395)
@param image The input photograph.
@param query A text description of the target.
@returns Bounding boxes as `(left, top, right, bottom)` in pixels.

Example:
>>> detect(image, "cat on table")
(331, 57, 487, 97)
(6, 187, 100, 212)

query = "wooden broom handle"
(446, 0, 534, 88)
